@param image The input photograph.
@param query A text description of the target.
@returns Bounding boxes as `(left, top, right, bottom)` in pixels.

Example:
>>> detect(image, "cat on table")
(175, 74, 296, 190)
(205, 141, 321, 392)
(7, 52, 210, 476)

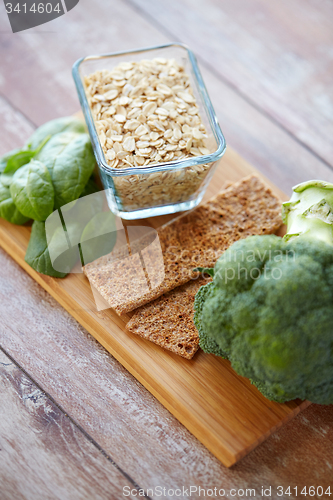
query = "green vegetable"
(0, 181, 30, 225)
(194, 267, 215, 278)
(25, 220, 79, 278)
(80, 177, 100, 197)
(26, 117, 86, 151)
(59, 188, 104, 227)
(44, 191, 113, 275)
(0, 116, 99, 279)
(10, 160, 54, 221)
(282, 180, 333, 245)
(0, 172, 14, 187)
(193, 281, 227, 358)
(46, 220, 82, 275)
(37, 132, 96, 208)
(0, 149, 20, 173)
(3, 137, 50, 174)
(4, 149, 37, 174)
(80, 211, 117, 265)
(194, 181, 333, 404)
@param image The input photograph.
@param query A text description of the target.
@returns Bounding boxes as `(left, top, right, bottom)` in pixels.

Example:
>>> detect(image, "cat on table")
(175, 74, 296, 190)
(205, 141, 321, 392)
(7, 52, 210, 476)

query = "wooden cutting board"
(0, 147, 310, 467)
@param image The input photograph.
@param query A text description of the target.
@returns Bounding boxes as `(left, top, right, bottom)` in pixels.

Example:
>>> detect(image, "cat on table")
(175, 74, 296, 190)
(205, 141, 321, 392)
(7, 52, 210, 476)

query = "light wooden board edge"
(0, 148, 310, 467)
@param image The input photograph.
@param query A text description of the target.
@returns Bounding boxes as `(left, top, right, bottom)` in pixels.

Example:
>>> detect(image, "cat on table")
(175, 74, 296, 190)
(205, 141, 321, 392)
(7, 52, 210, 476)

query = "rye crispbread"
(126, 277, 210, 359)
(83, 175, 282, 315)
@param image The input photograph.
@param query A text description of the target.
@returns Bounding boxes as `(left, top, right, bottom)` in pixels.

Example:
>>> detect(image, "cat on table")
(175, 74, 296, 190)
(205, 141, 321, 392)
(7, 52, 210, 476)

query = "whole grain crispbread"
(83, 175, 282, 315)
(126, 277, 210, 359)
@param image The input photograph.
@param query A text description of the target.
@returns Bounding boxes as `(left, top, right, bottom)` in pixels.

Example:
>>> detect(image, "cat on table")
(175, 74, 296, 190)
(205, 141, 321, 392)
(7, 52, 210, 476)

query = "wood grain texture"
(1, 248, 333, 498)
(0, 155, 309, 468)
(0, 350, 139, 500)
(1, 0, 333, 493)
(0, 95, 35, 155)
(131, 0, 333, 167)
(0, 0, 333, 197)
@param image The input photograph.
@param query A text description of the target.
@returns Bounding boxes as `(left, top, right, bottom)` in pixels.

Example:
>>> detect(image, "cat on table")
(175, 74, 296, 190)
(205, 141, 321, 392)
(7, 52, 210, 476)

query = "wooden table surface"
(1, 1, 333, 498)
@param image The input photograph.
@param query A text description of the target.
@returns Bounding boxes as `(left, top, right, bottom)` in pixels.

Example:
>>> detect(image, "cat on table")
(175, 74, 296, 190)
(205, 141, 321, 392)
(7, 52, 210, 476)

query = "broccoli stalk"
(282, 180, 333, 245)
(194, 180, 333, 405)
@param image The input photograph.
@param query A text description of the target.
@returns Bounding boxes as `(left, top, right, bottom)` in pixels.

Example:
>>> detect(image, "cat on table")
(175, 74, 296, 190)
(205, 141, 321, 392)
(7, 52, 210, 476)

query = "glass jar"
(73, 43, 226, 219)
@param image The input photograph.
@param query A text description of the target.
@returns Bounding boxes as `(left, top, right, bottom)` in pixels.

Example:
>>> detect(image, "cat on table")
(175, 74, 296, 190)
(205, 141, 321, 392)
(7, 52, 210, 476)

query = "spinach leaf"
(37, 132, 95, 208)
(4, 150, 36, 173)
(0, 172, 14, 187)
(60, 190, 104, 228)
(10, 160, 54, 222)
(80, 211, 117, 265)
(80, 177, 100, 197)
(44, 190, 108, 275)
(27, 117, 86, 151)
(25, 220, 77, 278)
(0, 182, 30, 225)
(47, 220, 82, 275)
(3, 136, 50, 174)
(0, 149, 20, 173)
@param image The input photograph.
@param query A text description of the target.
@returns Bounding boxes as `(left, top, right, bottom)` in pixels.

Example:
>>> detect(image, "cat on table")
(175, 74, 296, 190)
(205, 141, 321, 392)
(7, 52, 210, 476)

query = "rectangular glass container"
(73, 43, 226, 220)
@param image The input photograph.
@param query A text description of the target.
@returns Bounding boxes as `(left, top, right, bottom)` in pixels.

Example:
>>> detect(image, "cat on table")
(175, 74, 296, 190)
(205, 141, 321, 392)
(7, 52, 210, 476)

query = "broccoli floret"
(194, 282, 227, 357)
(194, 233, 333, 404)
(194, 180, 333, 404)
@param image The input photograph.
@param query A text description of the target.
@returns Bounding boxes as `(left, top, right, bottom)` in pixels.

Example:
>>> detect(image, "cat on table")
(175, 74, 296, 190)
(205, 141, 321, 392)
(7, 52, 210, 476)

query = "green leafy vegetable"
(80, 177, 100, 197)
(0, 181, 30, 225)
(80, 211, 117, 265)
(25, 220, 74, 278)
(4, 149, 37, 174)
(0, 116, 100, 279)
(0, 172, 14, 187)
(44, 191, 107, 275)
(10, 160, 54, 222)
(0, 149, 20, 173)
(26, 117, 86, 151)
(59, 188, 104, 226)
(37, 132, 96, 208)
(46, 220, 82, 275)
(3, 137, 50, 174)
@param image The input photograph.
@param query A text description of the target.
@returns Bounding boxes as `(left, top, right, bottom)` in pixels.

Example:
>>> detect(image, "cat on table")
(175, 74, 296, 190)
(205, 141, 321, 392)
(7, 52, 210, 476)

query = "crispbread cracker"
(83, 175, 282, 315)
(126, 278, 210, 359)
